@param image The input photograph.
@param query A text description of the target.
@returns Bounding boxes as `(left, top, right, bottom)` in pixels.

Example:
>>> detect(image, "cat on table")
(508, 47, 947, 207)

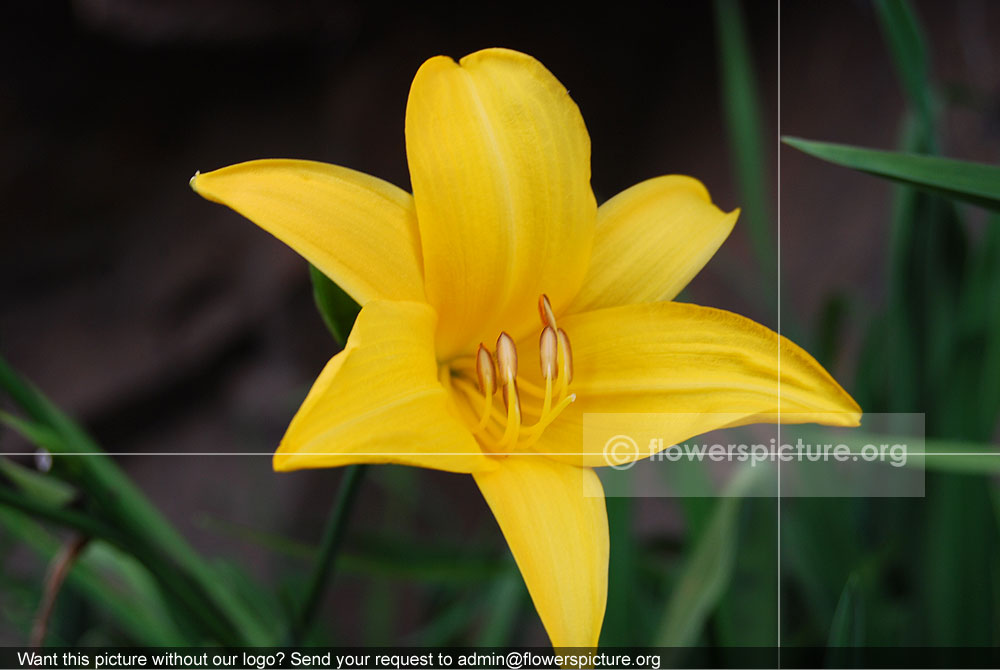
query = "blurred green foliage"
(1, 0, 999, 660)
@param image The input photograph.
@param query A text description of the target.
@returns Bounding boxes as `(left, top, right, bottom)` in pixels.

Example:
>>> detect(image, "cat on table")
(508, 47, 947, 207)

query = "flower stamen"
(519, 326, 576, 443)
(496, 333, 522, 447)
(538, 294, 557, 330)
(449, 298, 576, 452)
(473, 343, 497, 432)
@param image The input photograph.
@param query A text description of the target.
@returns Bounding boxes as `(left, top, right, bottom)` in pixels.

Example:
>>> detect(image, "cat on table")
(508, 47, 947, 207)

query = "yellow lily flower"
(191, 48, 860, 648)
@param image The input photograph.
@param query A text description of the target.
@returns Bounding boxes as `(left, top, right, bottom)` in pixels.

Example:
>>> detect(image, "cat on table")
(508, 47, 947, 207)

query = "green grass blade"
(873, 0, 935, 141)
(923, 475, 995, 644)
(713, 498, 777, 647)
(653, 466, 765, 646)
(293, 465, 366, 642)
(601, 496, 639, 646)
(0, 507, 187, 645)
(827, 573, 863, 647)
(782, 138, 1000, 212)
(473, 565, 525, 646)
(0, 355, 271, 643)
(654, 496, 741, 646)
(0, 449, 76, 508)
(914, 438, 1000, 474)
(713, 0, 777, 291)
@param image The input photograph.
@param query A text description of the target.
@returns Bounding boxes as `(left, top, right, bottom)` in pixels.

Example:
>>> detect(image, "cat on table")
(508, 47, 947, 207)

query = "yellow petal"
(567, 176, 738, 312)
(525, 302, 861, 466)
(191, 159, 424, 305)
(405, 48, 596, 359)
(274, 300, 494, 473)
(473, 457, 608, 648)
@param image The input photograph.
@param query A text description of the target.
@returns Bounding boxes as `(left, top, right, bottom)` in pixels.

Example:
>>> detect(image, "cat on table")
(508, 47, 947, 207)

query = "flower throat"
(445, 294, 576, 453)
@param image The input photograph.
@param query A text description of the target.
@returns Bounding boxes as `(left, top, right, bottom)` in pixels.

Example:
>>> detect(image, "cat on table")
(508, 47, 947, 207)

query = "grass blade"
(782, 138, 1000, 212)
(0, 507, 187, 645)
(713, 0, 777, 292)
(653, 465, 766, 646)
(292, 465, 366, 642)
(873, 0, 935, 142)
(0, 355, 272, 643)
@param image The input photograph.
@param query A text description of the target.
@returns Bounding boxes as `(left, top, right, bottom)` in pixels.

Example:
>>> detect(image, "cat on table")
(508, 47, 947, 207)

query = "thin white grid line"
(776, 0, 783, 657)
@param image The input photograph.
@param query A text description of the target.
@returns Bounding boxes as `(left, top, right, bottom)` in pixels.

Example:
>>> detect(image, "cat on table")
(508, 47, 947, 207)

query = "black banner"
(6, 646, 1000, 669)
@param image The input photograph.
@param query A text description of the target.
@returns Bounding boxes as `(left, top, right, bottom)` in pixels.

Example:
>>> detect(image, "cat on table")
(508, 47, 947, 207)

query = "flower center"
(443, 294, 576, 454)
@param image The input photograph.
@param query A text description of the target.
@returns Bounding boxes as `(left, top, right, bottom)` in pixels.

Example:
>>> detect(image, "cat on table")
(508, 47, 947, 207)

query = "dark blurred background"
(2, 0, 998, 648)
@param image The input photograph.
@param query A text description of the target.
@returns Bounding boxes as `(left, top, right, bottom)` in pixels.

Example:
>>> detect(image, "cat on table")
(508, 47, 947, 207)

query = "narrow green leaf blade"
(653, 466, 766, 646)
(0, 507, 187, 645)
(0, 354, 272, 644)
(0, 453, 76, 508)
(309, 264, 361, 346)
(873, 0, 935, 136)
(782, 137, 1000, 212)
(713, 0, 777, 290)
(827, 574, 863, 647)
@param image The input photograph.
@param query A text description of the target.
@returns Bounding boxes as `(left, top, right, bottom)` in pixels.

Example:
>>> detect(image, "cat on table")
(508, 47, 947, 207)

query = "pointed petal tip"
(272, 453, 294, 473)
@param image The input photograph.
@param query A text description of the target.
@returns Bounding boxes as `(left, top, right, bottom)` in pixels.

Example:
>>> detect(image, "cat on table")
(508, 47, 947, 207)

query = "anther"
(538, 294, 557, 329)
(476, 344, 497, 396)
(495, 332, 522, 448)
(557, 328, 574, 384)
(496, 332, 518, 386)
(472, 343, 498, 434)
(539, 326, 558, 380)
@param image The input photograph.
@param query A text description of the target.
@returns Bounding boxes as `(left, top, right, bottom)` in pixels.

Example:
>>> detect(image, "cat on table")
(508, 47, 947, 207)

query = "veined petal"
(567, 176, 738, 312)
(473, 457, 608, 648)
(274, 301, 494, 473)
(525, 302, 861, 467)
(405, 48, 596, 359)
(191, 160, 425, 305)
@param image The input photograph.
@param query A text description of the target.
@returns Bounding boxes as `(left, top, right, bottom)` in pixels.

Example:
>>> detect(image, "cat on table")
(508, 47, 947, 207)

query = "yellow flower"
(191, 48, 860, 648)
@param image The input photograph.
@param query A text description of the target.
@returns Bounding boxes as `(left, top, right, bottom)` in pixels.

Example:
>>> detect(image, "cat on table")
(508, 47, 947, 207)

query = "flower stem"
(293, 465, 366, 642)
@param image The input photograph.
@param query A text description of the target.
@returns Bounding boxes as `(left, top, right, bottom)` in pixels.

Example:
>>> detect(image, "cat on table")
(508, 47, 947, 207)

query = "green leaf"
(712, 0, 777, 299)
(0, 449, 76, 508)
(825, 574, 864, 668)
(293, 465, 366, 642)
(782, 137, 1000, 212)
(813, 293, 849, 371)
(0, 507, 187, 645)
(653, 465, 766, 646)
(601, 496, 639, 646)
(827, 573, 863, 647)
(923, 475, 995, 644)
(309, 264, 361, 345)
(473, 564, 525, 646)
(713, 497, 777, 648)
(873, 0, 935, 142)
(781, 498, 861, 633)
(0, 355, 272, 644)
(915, 438, 1000, 474)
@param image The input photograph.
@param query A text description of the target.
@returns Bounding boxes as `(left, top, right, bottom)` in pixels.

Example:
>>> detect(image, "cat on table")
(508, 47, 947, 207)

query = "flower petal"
(274, 300, 494, 473)
(405, 48, 596, 359)
(567, 176, 738, 312)
(525, 302, 861, 466)
(473, 457, 608, 648)
(191, 159, 425, 305)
